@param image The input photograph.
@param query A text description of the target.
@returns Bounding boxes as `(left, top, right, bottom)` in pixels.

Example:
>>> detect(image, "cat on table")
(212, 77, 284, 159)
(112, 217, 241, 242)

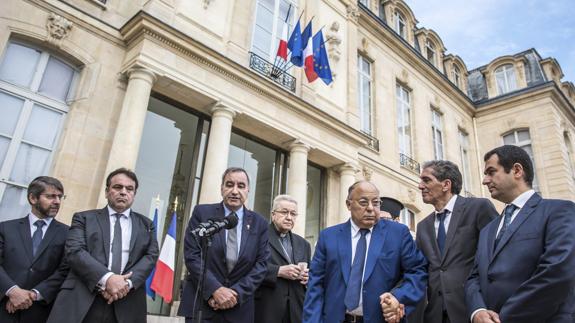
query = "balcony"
(399, 153, 420, 174)
(249, 52, 296, 92)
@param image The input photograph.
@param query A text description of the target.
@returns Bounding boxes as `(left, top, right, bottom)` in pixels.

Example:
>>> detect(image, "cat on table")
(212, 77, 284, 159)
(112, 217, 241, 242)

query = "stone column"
(198, 103, 237, 204)
(99, 67, 155, 205)
(338, 163, 358, 223)
(287, 140, 310, 237)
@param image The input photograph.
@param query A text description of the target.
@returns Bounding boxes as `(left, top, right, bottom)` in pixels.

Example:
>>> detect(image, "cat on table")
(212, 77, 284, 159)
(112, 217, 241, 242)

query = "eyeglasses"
(40, 194, 66, 201)
(352, 199, 380, 208)
(274, 209, 298, 217)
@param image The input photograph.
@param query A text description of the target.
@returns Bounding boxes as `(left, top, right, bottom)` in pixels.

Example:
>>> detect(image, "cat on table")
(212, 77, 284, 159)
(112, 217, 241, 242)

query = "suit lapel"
(269, 224, 290, 263)
(423, 215, 441, 261)
(363, 220, 385, 282)
(442, 196, 465, 263)
(96, 208, 111, 266)
(338, 221, 352, 286)
(238, 209, 252, 260)
(213, 204, 226, 259)
(291, 232, 305, 264)
(18, 216, 34, 263)
(491, 194, 541, 260)
(32, 220, 62, 263)
(125, 211, 142, 270)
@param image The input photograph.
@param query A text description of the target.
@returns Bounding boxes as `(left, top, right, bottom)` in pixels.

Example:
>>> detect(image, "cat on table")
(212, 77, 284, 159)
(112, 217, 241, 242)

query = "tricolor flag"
(145, 209, 158, 300)
(276, 21, 289, 61)
(303, 21, 318, 82)
(287, 19, 303, 66)
(313, 30, 333, 85)
(151, 212, 177, 303)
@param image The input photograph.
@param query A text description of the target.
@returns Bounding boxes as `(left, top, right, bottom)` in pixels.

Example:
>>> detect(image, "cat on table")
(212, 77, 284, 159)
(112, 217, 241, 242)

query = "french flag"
(276, 20, 288, 61)
(303, 23, 318, 82)
(151, 212, 177, 303)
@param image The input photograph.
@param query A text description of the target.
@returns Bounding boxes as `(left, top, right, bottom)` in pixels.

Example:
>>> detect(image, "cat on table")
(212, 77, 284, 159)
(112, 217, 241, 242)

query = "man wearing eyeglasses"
(303, 181, 427, 323)
(47, 168, 159, 323)
(255, 195, 311, 323)
(0, 176, 69, 323)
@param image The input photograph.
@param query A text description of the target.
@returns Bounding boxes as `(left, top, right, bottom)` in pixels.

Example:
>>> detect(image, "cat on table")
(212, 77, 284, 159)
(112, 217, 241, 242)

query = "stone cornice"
(119, 11, 371, 150)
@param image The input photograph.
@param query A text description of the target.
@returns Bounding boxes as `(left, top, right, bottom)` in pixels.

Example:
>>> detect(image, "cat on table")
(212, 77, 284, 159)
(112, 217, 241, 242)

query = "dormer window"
(425, 39, 436, 65)
(394, 11, 406, 39)
(452, 65, 461, 88)
(494, 64, 517, 94)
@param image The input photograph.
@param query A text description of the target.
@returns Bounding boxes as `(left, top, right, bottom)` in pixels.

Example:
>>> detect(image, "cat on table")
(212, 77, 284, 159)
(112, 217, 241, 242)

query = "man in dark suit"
(178, 167, 269, 323)
(0, 176, 69, 323)
(415, 160, 497, 323)
(466, 145, 575, 323)
(303, 181, 427, 323)
(47, 168, 159, 323)
(255, 194, 311, 323)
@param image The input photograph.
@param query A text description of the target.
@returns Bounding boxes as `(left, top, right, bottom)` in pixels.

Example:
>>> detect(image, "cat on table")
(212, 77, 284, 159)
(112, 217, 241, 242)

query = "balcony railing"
(249, 52, 296, 92)
(399, 153, 420, 174)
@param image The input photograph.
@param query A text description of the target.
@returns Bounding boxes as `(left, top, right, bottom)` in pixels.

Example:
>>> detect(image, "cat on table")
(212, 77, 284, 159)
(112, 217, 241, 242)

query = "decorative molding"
(362, 166, 373, 181)
(346, 4, 360, 22)
(326, 22, 342, 78)
(203, 0, 212, 9)
(46, 13, 73, 46)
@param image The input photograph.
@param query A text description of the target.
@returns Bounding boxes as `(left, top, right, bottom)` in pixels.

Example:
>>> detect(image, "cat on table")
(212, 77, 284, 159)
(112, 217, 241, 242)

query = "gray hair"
(421, 160, 463, 195)
(272, 194, 298, 212)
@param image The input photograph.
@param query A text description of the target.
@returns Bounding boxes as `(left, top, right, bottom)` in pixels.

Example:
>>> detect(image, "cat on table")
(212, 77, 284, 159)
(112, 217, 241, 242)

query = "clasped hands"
(208, 287, 238, 310)
(101, 272, 133, 304)
(278, 264, 309, 285)
(5, 286, 36, 313)
(380, 292, 405, 323)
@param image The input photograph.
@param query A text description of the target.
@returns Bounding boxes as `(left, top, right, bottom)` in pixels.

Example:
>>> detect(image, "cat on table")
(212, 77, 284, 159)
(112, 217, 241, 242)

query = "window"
(0, 42, 77, 222)
(503, 129, 538, 191)
(458, 130, 471, 193)
(452, 65, 461, 88)
(394, 11, 406, 39)
(396, 84, 411, 157)
(305, 163, 325, 248)
(359, 0, 369, 6)
(565, 132, 575, 180)
(358, 55, 373, 134)
(494, 64, 517, 94)
(425, 39, 436, 65)
(431, 109, 444, 160)
(400, 208, 415, 231)
(251, 0, 297, 61)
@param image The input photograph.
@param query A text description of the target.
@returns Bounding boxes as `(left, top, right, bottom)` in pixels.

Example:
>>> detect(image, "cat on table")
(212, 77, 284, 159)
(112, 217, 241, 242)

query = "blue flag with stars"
(313, 30, 333, 85)
(287, 19, 303, 66)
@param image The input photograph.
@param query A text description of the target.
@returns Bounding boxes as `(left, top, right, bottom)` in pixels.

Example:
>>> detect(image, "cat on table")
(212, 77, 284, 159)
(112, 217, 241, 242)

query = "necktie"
(226, 212, 238, 273)
(344, 228, 369, 311)
(280, 235, 293, 263)
(436, 211, 448, 255)
(495, 204, 518, 248)
(32, 220, 46, 256)
(111, 214, 123, 274)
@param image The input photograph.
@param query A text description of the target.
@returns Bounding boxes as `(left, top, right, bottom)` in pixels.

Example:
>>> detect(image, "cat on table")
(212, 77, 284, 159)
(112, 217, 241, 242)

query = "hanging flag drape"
(151, 212, 177, 303)
(313, 30, 333, 85)
(303, 21, 318, 82)
(287, 20, 303, 66)
(145, 208, 158, 300)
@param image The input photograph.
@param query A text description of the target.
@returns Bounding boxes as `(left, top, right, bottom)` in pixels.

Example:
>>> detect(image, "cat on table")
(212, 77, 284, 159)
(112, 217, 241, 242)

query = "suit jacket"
(0, 215, 69, 323)
(178, 203, 270, 323)
(254, 224, 311, 323)
(46, 208, 159, 323)
(465, 194, 575, 323)
(303, 219, 428, 323)
(415, 196, 497, 323)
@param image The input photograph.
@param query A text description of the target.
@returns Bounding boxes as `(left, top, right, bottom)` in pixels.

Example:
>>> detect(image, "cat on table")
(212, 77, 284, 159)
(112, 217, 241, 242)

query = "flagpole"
(278, 9, 306, 71)
(272, 4, 293, 76)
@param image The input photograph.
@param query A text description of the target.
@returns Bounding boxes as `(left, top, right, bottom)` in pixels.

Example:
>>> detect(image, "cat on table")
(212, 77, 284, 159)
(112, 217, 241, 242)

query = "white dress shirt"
(347, 219, 373, 316)
(433, 194, 458, 236)
(98, 206, 133, 290)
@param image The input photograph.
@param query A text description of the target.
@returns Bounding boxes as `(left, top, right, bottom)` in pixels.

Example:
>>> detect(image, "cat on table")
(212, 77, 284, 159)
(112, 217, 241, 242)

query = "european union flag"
(287, 20, 303, 66)
(313, 30, 333, 85)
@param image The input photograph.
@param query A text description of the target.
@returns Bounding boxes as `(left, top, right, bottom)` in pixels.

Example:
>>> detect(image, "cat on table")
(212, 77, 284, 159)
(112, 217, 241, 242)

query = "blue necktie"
(495, 204, 518, 248)
(344, 228, 369, 311)
(436, 211, 448, 255)
(32, 220, 45, 256)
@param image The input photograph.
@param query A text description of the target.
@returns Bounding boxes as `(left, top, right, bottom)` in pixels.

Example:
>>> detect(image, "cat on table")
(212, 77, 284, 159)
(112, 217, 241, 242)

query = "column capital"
(210, 102, 237, 121)
(337, 162, 359, 175)
(288, 139, 311, 153)
(127, 67, 156, 85)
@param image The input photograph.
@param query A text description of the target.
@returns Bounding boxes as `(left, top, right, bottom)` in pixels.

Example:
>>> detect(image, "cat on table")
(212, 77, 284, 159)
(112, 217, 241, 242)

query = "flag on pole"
(303, 24, 318, 82)
(276, 20, 289, 61)
(313, 30, 333, 85)
(145, 208, 158, 300)
(287, 19, 303, 66)
(151, 212, 177, 303)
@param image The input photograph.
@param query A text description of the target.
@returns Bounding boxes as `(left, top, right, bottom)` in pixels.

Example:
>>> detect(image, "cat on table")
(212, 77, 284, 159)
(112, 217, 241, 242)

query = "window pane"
(22, 104, 63, 148)
(0, 185, 30, 222)
(503, 133, 515, 145)
(0, 136, 9, 166)
(517, 130, 530, 142)
(0, 91, 25, 136)
(9, 143, 50, 184)
(0, 43, 41, 88)
(38, 57, 75, 101)
(306, 164, 323, 248)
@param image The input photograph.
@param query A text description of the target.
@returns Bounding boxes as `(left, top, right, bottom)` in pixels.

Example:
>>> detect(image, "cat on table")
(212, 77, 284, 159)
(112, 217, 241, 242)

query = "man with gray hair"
(255, 194, 311, 323)
(415, 160, 497, 323)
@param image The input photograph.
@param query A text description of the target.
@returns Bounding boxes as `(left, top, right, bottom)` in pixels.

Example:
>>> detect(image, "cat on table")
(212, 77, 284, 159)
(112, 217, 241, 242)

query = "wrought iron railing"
(399, 153, 420, 173)
(249, 52, 296, 92)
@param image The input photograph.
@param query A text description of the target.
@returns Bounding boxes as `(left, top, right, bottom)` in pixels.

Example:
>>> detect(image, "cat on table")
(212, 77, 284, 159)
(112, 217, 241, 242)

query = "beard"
(34, 201, 58, 218)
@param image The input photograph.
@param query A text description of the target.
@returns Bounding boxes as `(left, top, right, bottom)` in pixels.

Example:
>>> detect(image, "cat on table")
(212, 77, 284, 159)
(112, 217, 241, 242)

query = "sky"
(404, 0, 575, 83)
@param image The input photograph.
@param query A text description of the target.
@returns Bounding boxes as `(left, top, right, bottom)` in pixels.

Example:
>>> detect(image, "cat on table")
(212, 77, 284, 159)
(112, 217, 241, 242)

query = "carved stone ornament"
(203, 0, 212, 9)
(362, 166, 373, 181)
(327, 22, 342, 77)
(46, 13, 73, 46)
(346, 4, 360, 22)
(407, 188, 416, 202)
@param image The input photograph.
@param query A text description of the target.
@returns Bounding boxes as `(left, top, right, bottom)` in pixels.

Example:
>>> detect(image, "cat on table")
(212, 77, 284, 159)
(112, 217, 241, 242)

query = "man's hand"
(278, 264, 302, 280)
(380, 292, 404, 323)
(104, 272, 133, 304)
(299, 267, 310, 285)
(472, 309, 501, 323)
(212, 287, 238, 310)
(6, 287, 35, 312)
